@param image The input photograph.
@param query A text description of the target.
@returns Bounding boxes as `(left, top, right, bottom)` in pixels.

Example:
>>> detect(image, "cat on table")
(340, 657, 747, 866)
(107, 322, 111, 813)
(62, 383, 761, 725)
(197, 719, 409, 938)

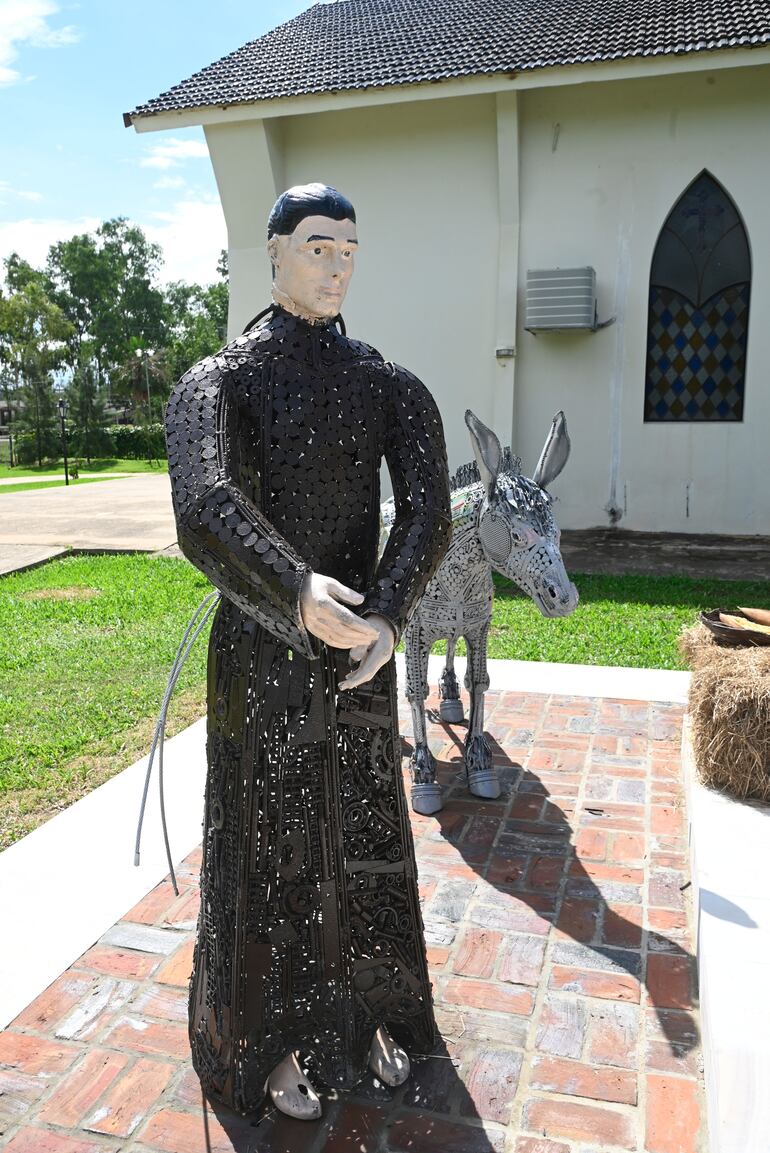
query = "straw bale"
(679, 623, 770, 801)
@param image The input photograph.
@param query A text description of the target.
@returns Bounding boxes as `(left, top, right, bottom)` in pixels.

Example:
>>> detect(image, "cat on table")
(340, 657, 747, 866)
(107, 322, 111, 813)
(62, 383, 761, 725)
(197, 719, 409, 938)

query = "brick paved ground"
(0, 688, 705, 1153)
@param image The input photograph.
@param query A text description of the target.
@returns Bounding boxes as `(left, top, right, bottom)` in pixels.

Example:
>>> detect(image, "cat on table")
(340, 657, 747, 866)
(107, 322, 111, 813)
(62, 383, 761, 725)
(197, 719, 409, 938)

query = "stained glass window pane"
(645, 173, 750, 423)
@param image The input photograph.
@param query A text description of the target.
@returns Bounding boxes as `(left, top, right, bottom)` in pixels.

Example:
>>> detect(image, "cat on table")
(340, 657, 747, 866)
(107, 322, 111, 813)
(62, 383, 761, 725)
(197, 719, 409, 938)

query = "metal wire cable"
(133, 590, 220, 894)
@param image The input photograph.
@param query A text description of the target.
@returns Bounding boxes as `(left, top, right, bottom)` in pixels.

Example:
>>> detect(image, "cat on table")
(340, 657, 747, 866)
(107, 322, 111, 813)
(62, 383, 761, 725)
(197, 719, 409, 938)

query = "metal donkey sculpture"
(380, 409, 579, 815)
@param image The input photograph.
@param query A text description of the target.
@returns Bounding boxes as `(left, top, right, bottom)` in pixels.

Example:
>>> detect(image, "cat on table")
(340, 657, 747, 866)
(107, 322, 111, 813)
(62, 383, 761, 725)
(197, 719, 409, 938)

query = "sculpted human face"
(269, 214, 357, 320)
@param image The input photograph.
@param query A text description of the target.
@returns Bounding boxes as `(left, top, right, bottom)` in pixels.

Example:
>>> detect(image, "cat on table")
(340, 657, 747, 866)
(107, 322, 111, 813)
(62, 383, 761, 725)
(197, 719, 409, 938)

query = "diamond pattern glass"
(644, 283, 749, 421)
(644, 172, 751, 423)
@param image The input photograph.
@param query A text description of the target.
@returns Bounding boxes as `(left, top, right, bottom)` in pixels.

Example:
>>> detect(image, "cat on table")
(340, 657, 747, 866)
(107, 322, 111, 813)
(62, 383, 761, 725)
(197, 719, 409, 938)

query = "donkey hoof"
(439, 699, 464, 724)
(411, 782, 444, 815)
(467, 769, 501, 800)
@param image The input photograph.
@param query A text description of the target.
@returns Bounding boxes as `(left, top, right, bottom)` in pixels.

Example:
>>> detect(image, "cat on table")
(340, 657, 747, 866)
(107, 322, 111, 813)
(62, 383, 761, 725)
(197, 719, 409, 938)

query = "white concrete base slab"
(0, 720, 207, 1030)
(0, 544, 68, 576)
(0, 654, 689, 1031)
(413, 652, 690, 704)
(684, 725, 770, 1153)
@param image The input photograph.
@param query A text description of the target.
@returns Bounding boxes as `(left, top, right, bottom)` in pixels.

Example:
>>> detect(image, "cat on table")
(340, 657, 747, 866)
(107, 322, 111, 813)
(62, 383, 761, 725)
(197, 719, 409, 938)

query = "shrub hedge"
(14, 423, 166, 465)
(106, 423, 165, 460)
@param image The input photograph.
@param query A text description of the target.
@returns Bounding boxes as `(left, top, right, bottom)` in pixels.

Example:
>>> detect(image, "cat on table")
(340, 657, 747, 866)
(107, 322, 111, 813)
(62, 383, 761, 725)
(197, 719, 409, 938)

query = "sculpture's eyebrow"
(305, 234, 358, 244)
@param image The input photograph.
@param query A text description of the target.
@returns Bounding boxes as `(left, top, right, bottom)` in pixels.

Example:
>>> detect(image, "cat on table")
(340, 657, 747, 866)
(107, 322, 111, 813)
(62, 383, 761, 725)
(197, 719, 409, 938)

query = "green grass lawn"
(0, 458, 163, 479)
(2, 553, 769, 849)
(420, 571, 770, 668)
(481, 570, 770, 668)
(0, 553, 211, 849)
(0, 475, 132, 495)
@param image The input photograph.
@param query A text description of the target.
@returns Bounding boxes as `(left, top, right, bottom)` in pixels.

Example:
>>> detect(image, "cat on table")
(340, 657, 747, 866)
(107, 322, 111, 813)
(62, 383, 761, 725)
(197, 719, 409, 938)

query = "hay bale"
(680, 623, 770, 801)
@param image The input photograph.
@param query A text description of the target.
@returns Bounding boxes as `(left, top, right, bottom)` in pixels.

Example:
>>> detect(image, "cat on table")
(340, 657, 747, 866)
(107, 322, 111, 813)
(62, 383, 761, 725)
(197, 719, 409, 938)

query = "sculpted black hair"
(267, 183, 356, 239)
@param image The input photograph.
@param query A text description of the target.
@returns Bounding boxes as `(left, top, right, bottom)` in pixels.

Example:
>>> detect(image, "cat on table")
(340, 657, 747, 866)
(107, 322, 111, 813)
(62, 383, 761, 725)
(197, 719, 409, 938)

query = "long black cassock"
(164, 304, 452, 1114)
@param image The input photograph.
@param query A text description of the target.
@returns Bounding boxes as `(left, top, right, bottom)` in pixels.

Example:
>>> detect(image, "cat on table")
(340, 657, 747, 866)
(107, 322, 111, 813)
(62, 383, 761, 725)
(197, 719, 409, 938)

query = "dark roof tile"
(127, 0, 770, 120)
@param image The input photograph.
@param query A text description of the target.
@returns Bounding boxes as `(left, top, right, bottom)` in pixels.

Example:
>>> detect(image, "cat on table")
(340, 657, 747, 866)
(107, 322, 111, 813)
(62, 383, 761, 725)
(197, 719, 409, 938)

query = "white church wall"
(204, 119, 285, 337)
(206, 97, 502, 488)
(205, 64, 770, 533)
(280, 96, 502, 483)
(516, 65, 770, 534)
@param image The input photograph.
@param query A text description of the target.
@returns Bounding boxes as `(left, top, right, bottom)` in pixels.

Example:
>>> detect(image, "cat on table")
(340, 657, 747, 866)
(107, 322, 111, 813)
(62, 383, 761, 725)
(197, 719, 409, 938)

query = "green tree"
(1, 259, 57, 465)
(2, 230, 228, 465)
(164, 249, 229, 382)
(0, 290, 20, 463)
(16, 378, 60, 466)
(4, 254, 51, 294)
(0, 271, 73, 466)
(96, 219, 167, 400)
(126, 341, 174, 425)
(47, 218, 167, 403)
(46, 233, 109, 378)
(66, 365, 112, 464)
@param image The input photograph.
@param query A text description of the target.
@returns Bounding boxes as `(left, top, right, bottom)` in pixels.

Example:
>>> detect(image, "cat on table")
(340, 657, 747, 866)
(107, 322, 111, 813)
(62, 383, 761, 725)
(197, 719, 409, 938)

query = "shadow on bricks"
(188, 1035, 502, 1153)
(408, 716, 700, 1061)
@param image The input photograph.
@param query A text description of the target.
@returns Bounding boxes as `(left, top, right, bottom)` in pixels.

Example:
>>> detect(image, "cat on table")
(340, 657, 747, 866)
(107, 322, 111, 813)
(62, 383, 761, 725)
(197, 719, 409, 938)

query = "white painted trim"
(494, 91, 520, 450)
(128, 46, 770, 134)
(203, 120, 283, 339)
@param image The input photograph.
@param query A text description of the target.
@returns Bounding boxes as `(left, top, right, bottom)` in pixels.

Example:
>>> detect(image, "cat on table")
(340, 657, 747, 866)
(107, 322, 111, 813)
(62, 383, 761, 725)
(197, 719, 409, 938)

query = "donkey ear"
(465, 410, 502, 496)
(533, 410, 571, 489)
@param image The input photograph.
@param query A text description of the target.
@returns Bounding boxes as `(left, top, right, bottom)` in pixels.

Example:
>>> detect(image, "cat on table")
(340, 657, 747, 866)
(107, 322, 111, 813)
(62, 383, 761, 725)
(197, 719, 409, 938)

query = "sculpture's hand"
(339, 613, 396, 690)
(300, 572, 380, 649)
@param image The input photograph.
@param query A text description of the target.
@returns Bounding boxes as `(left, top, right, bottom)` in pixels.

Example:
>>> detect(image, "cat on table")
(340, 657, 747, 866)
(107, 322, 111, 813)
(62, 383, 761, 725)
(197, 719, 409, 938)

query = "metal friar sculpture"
(381, 409, 578, 815)
(163, 184, 452, 1120)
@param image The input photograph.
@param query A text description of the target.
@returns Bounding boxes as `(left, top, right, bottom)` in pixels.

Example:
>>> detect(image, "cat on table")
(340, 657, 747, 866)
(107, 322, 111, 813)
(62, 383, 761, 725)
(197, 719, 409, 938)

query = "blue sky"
(0, 0, 309, 285)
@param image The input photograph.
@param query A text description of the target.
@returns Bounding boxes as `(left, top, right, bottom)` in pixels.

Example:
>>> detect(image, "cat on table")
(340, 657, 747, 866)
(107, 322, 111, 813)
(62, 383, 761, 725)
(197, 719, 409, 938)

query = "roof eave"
(124, 43, 770, 133)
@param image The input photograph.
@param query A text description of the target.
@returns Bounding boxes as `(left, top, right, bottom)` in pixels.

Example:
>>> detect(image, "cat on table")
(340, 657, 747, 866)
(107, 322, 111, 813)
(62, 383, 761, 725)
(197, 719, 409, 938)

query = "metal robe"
(163, 305, 452, 1114)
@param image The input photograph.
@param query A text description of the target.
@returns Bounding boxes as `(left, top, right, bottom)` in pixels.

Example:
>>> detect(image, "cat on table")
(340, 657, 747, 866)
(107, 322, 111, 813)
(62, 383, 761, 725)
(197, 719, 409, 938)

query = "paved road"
(0, 472, 132, 486)
(2, 470, 766, 583)
(0, 473, 177, 558)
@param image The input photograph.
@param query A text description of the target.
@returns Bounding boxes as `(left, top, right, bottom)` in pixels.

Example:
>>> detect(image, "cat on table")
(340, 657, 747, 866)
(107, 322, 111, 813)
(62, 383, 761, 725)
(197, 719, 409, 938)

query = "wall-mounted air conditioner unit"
(525, 267, 597, 332)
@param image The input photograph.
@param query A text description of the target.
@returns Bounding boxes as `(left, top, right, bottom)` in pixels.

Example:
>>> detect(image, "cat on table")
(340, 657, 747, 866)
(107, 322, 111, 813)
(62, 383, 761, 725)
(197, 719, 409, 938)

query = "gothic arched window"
(644, 172, 751, 422)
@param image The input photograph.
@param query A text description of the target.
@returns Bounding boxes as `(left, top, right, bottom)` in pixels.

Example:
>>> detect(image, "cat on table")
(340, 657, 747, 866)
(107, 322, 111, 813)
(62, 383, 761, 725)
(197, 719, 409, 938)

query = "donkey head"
(465, 409, 578, 618)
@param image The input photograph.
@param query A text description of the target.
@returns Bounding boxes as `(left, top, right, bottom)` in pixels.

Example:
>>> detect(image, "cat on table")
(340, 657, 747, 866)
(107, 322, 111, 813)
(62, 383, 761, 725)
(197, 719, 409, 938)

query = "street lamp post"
(57, 397, 69, 486)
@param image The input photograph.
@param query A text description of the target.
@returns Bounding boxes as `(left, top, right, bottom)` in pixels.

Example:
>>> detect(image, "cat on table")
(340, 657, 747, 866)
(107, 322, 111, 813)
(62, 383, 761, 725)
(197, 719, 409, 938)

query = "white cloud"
(153, 175, 186, 191)
(0, 180, 43, 204)
(140, 138, 209, 170)
(0, 214, 100, 272)
(0, 198, 226, 287)
(0, 0, 79, 87)
(142, 197, 227, 285)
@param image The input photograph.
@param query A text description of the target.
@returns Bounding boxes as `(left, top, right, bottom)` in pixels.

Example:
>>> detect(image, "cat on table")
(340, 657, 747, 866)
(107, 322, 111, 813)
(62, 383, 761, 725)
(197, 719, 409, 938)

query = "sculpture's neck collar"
(270, 286, 333, 327)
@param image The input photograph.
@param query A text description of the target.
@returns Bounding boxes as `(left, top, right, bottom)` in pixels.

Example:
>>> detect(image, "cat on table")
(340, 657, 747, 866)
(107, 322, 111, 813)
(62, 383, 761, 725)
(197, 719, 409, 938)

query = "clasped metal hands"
(299, 572, 396, 690)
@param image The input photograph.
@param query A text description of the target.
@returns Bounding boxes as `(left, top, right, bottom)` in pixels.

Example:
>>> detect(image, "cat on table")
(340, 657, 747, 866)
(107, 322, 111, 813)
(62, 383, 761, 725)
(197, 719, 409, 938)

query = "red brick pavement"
(0, 689, 706, 1152)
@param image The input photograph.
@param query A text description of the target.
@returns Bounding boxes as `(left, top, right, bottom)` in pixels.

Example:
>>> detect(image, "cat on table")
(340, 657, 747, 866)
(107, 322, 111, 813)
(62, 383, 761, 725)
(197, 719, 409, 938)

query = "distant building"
(0, 402, 15, 432)
(127, 0, 770, 535)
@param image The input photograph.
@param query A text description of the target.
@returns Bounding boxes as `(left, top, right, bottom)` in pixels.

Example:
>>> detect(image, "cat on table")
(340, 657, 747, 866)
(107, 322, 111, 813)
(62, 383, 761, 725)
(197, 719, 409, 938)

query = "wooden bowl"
(700, 609, 770, 648)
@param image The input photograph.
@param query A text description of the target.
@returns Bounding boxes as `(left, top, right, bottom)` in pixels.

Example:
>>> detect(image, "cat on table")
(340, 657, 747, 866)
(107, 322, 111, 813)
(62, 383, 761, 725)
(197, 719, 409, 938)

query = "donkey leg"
(404, 621, 443, 815)
(463, 626, 500, 800)
(439, 636, 464, 724)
